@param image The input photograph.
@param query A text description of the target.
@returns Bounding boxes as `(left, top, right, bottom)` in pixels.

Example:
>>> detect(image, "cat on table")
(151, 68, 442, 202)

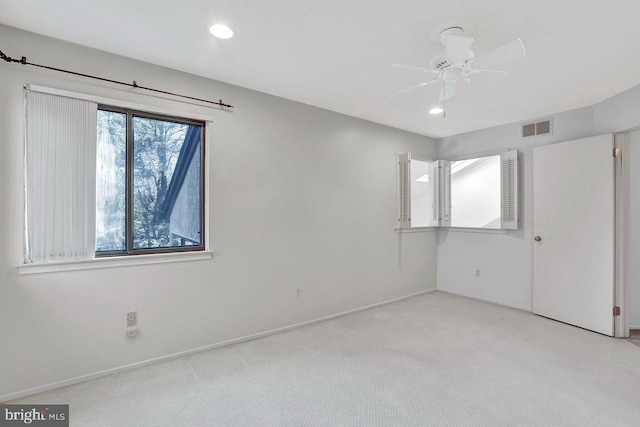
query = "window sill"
(395, 226, 509, 234)
(439, 227, 508, 234)
(394, 227, 437, 233)
(17, 251, 214, 275)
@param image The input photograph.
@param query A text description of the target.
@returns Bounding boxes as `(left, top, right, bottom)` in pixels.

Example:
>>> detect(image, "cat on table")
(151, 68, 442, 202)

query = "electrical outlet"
(126, 328, 139, 339)
(475, 269, 480, 277)
(296, 287, 301, 298)
(127, 311, 137, 327)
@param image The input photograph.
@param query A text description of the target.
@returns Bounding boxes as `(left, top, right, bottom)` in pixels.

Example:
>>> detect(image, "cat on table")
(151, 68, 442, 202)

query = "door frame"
(614, 131, 629, 338)
(612, 119, 640, 337)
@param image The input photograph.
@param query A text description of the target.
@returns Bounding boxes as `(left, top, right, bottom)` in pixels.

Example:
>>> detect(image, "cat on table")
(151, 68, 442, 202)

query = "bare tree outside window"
(96, 108, 204, 255)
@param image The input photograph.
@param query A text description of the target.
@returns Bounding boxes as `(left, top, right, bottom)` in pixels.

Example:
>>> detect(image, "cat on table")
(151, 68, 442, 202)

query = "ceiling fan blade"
(439, 81, 457, 101)
(467, 68, 510, 75)
(392, 63, 439, 74)
(394, 78, 440, 95)
(446, 35, 474, 64)
(471, 38, 526, 70)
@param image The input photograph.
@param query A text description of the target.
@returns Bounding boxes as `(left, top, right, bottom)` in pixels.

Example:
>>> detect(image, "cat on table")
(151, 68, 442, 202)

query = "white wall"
(593, 84, 640, 134)
(436, 86, 640, 311)
(0, 25, 437, 399)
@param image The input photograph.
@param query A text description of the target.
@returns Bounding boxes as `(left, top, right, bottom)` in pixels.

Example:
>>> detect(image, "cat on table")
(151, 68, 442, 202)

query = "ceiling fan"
(393, 27, 526, 110)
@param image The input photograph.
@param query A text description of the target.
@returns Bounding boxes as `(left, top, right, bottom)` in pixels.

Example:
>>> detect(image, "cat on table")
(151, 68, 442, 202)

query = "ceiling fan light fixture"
(210, 24, 234, 39)
(429, 107, 444, 115)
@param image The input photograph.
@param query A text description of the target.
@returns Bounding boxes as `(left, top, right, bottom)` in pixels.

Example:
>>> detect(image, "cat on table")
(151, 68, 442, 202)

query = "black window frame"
(96, 105, 206, 257)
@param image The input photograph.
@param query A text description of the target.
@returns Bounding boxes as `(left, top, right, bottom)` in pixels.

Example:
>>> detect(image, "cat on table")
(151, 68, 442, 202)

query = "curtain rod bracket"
(0, 49, 27, 64)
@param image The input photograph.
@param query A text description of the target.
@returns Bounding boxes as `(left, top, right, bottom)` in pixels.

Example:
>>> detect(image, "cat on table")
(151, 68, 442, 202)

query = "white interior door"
(533, 134, 615, 336)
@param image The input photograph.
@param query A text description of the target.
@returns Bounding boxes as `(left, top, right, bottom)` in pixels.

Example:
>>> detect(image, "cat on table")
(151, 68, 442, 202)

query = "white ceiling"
(2, 0, 640, 138)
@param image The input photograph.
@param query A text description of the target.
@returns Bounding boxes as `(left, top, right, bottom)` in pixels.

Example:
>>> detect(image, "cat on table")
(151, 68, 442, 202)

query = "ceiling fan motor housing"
(442, 67, 463, 83)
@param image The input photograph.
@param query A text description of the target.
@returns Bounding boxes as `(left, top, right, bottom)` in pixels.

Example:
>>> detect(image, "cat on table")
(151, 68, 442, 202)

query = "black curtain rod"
(0, 49, 234, 109)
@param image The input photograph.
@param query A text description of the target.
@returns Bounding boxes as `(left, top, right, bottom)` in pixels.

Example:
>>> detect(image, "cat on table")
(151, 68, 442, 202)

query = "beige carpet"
(9, 291, 640, 426)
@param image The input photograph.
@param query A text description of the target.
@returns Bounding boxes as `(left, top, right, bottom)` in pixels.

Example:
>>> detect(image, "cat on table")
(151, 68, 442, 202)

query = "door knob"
(534, 236, 542, 242)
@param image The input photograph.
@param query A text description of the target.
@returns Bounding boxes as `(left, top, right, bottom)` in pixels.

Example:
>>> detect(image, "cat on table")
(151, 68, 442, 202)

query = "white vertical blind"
(397, 152, 411, 229)
(500, 150, 519, 229)
(25, 91, 97, 263)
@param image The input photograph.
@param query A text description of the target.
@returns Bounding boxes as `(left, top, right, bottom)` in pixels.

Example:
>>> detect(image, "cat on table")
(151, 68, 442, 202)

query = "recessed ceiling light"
(210, 24, 234, 39)
(429, 107, 444, 115)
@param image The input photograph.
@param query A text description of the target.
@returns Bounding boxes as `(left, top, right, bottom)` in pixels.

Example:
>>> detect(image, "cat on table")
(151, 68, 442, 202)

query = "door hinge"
(613, 306, 621, 316)
(613, 147, 622, 158)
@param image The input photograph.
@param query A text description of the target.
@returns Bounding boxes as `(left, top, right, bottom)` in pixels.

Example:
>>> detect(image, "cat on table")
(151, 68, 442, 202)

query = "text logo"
(0, 405, 68, 426)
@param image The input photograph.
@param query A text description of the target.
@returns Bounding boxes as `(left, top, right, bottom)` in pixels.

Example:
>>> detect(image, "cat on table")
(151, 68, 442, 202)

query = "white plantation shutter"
(398, 153, 411, 228)
(431, 161, 439, 223)
(439, 160, 451, 227)
(500, 149, 519, 229)
(25, 91, 97, 263)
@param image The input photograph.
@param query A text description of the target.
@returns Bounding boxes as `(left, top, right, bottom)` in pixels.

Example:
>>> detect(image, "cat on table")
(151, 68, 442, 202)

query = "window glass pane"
(132, 116, 202, 249)
(450, 155, 501, 228)
(96, 110, 126, 252)
(411, 159, 438, 227)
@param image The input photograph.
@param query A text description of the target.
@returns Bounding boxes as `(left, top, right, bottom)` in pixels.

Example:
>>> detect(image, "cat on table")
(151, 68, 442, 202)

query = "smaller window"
(397, 153, 438, 229)
(96, 107, 205, 256)
(450, 155, 501, 229)
(397, 150, 518, 231)
(410, 158, 439, 228)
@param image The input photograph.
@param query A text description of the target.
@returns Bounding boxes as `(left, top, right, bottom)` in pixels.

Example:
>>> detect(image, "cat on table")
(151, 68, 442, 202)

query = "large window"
(24, 90, 206, 265)
(96, 107, 205, 255)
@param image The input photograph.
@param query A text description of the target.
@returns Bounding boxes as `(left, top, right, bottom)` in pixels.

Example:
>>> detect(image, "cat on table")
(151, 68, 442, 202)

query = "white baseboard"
(438, 288, 532, 312)
(630, 325, 640, 330)
(1, 287, 437, 402)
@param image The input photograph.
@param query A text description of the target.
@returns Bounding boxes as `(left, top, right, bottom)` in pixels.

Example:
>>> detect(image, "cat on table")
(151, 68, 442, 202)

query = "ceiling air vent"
(522, 119, 552, 138)
(536, 120, 551, 135)
(522, 123, 536, 138)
